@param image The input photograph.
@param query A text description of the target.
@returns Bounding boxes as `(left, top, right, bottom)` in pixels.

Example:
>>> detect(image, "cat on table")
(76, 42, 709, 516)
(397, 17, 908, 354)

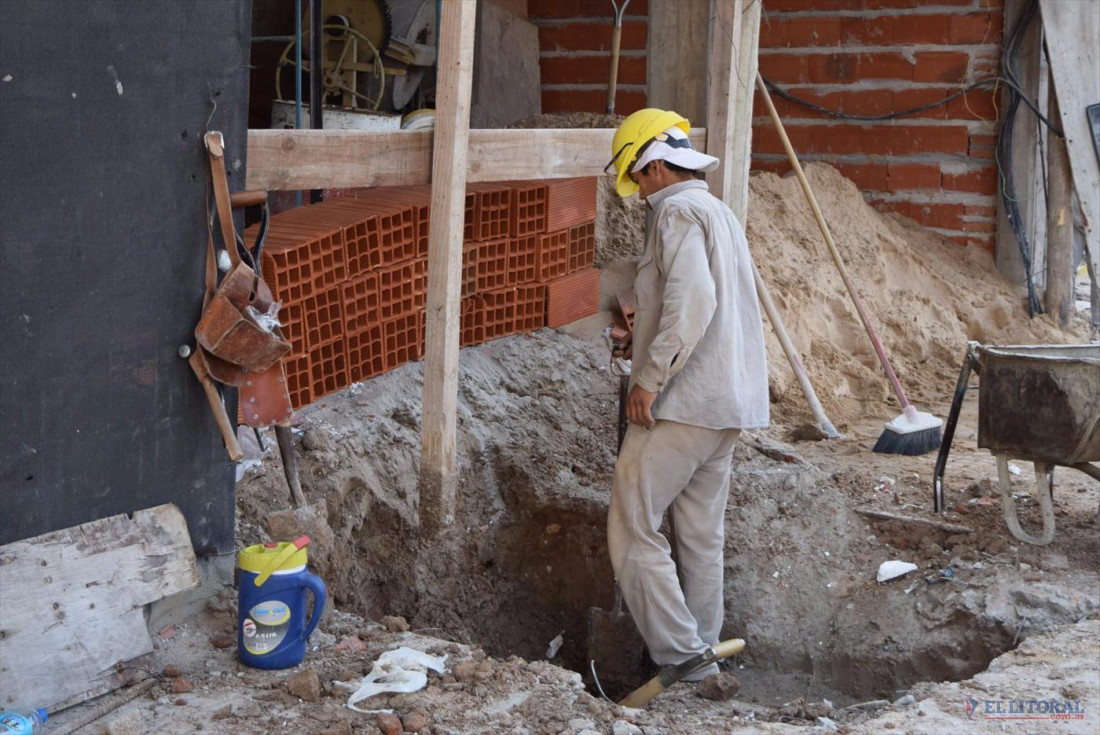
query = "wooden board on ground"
(1039, 0, 1100, 293)
(0, 504, 199, 711)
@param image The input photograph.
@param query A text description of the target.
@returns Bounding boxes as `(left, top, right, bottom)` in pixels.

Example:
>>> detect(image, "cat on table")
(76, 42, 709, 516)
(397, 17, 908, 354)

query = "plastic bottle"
(0, 708, 47, 734)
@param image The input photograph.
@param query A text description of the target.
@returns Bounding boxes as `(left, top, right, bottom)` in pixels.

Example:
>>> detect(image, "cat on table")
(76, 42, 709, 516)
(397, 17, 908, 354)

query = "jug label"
(242, 598, 291, 655)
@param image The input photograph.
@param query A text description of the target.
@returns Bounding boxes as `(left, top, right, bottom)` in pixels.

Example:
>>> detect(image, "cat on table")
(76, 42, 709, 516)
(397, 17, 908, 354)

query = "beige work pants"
(608, 420, 740, 667)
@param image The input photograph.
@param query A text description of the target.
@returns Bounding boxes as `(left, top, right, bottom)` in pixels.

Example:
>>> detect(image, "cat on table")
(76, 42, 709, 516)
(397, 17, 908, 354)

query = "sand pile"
(746, 163, 1093, 427)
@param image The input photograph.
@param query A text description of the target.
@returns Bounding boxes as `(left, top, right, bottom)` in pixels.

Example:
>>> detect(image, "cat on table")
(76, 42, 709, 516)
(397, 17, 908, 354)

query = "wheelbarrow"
(933, 342, 1100, 545)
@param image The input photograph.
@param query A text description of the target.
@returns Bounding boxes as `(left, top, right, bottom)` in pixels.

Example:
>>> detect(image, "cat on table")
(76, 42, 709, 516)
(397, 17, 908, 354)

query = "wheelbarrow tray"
(976, 344, 1100, 466)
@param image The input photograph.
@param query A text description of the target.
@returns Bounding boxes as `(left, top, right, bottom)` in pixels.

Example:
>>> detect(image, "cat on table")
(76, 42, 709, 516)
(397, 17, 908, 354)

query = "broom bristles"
(873, 409, 943, 456)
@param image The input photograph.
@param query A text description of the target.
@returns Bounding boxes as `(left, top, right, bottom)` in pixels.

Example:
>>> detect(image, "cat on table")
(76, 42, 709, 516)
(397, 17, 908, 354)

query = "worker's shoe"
(681, 662, 719, 683)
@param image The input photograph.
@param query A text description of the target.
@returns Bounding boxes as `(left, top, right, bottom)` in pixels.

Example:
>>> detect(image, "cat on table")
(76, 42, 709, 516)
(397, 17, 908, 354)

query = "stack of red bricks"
(246, 178, 600, 411)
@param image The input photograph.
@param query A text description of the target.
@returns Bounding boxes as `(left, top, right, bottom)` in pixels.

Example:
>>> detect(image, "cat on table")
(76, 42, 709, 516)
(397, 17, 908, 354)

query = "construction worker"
(605, 109, 769, 681)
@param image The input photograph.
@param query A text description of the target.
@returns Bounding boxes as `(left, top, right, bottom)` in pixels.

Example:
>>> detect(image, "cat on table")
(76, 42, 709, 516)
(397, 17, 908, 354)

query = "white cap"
(631, 126, 720, 174)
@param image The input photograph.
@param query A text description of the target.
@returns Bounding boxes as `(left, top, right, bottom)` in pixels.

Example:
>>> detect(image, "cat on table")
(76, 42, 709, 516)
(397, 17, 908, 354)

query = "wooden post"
(419, 0, 477, 538)
(704, 0, 743, 204)
(727, 0, 760, 220)
(1044, 85, 1073, 326)
(647, 0, 709, 124)
(995, 0, 1047, 290)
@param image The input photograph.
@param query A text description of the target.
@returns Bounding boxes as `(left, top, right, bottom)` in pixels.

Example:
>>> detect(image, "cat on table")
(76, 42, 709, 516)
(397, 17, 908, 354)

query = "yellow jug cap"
(240, 536, 310, 584)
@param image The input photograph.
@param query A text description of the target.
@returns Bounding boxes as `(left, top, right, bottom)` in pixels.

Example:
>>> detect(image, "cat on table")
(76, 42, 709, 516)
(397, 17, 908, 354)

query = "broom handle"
(755, 73, 915, 416)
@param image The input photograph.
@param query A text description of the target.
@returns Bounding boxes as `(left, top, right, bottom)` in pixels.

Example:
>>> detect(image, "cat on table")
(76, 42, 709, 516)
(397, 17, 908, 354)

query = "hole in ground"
(299, 454, 1021, 712)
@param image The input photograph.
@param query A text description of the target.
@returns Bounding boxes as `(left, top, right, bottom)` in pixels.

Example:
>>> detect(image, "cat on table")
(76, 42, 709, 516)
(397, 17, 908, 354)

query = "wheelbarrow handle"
(933, 342, 980, 513)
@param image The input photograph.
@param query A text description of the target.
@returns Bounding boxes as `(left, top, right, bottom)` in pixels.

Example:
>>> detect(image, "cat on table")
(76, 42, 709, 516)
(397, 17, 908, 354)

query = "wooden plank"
(1045, 85, 1074, 326)
(1039, 0, 1100, 313)
(419, 0, 477, 538)
(245, 128, 708, 190)
(704, 0, 744, 205)
(0, 505, 199, 710)
(995, 0, 1047, 291)
(647, 0, 709, 124)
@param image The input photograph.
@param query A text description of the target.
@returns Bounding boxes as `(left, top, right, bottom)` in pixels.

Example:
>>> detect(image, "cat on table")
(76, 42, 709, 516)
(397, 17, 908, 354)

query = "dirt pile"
(746, 163, 1092, 428)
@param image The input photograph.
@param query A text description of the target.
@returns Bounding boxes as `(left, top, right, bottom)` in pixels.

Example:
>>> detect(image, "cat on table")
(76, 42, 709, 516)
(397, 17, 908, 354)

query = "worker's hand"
(613, 333, 633, 360)
(626, 385, 657, 429)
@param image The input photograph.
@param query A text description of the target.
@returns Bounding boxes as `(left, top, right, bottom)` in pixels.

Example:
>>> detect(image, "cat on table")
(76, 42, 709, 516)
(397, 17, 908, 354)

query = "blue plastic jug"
(238, 536, 326, 669)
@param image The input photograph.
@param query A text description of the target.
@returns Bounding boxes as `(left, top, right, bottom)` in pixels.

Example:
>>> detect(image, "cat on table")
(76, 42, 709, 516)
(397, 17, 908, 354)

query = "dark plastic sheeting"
(0, 0, 252, 552)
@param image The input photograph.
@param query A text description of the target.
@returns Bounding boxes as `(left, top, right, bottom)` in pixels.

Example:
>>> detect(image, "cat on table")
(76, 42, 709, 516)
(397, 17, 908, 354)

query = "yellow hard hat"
(608, 108, 691, 197)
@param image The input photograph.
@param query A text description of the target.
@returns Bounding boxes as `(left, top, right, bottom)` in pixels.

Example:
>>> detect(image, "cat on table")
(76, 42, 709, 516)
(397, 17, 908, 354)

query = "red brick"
(892, 14, 950, 45)
(536, 230, 571, 283)
(759, 17, 789, 47)
(869, 198, 913, 219)
(949, 11, 1004, 44)
(529, 0, 647, 18)
(855, 52, 916, 81)
(808, 53, 860, 83)
(753, 89, 788, 118)
(787, 17, 844, 46)
(758, 53, 811, 84)
(545, 177, 597, 232)
(284, 353, 312, 411)
(481, 288, 518, 341)
(944, 167, 997, 195)
(539, 21, 647, 52)
(542, 88, 646, 114)
(913, 51, 970, 83)
(946, 88, 998, 121)
(547, 268, 600, 328)
(910, 202, 966, 229)
(892, 88, 950, 120)
(346, 324, 384, 383)
(843, 16, 893, 45)
(541, 54, 646, 86)
(949, 233, 995, 253)
(750, 157, 790, 177)
(507, 180, 549, 237)
(308, 338, 349, 400)
(834, 162, 889, 190)
(864, 0, 976, 7)
(514, 284, 548, 332)
(887, 162, 941, 191)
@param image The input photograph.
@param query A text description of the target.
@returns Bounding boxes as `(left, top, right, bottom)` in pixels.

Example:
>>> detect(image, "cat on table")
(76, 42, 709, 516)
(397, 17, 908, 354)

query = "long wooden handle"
(752, 262, 838, 438)
(606, 24, 622, 115)
(230, 190, 268, 209)
(755, 73, 913, 413)
(189, 353, 244, 461)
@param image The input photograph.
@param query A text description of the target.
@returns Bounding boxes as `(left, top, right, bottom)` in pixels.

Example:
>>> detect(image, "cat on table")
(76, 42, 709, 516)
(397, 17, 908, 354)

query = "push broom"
(755, 73, 942, 455)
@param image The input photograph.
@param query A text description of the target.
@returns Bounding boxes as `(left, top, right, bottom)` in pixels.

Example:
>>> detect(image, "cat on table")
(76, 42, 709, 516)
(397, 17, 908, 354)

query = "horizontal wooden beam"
(245, 128, 708, 190)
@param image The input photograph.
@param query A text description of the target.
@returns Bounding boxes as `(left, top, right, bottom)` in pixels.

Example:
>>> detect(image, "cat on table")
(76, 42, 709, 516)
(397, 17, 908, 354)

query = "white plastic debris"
(877, 560, 918, 583)
(1008, 463, 1022, 476)
(815, 716, 838, 731)
(335, 646, 447, 713)
(546, 631, 564, 659)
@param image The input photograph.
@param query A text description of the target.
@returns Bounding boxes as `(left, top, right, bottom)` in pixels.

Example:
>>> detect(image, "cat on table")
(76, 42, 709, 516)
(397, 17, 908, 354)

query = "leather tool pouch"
(192, 132, 292, 451)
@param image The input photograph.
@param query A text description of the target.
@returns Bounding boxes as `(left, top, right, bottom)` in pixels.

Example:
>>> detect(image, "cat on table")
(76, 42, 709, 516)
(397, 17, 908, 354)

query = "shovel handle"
(230, 190, 268, 209)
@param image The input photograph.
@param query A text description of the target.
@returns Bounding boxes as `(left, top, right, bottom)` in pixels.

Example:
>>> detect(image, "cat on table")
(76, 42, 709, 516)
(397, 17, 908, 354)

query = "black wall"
(0, 0, 252, 552)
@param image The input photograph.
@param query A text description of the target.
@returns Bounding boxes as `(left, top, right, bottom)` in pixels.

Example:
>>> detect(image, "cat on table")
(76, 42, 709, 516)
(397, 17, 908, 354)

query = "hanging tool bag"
(195, 132, 290, 371)
(190, 132, 293, 460)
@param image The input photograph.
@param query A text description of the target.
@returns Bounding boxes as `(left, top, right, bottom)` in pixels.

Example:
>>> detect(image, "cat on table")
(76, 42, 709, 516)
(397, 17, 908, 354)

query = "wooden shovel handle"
(230, 190, 268, 209)
(189, 352, 244, 461)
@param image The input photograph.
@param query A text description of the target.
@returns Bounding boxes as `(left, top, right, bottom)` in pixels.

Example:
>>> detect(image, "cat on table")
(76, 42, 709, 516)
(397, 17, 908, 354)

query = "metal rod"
(294, 0, 303, 207)
(309, 0, 324, 204)
(251, 35, 296, 42)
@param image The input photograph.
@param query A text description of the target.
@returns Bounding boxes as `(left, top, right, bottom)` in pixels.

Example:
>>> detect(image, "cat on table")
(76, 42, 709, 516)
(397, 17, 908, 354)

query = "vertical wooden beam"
(995, 0, 1047, 291)
(647, 0, 709, 124)
(420, 0, 477, 538)
(1044, 85, 1073, 326)
(727, 0, 760, 221)
(704, 0, 743, 205)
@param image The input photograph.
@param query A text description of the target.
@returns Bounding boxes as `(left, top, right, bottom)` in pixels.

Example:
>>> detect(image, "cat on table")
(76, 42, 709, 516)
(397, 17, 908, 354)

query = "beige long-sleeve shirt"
(630, 180, 770, 430)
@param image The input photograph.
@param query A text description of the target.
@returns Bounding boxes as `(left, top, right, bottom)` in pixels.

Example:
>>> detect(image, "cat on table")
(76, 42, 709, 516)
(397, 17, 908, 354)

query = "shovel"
(586, 372, 648, 698)
(605, 0, 631, 114)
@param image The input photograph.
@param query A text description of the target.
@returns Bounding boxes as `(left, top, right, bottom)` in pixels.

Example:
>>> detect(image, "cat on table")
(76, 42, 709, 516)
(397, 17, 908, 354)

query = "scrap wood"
(741, 432, 806, 465)
(855, 508, 972, 535)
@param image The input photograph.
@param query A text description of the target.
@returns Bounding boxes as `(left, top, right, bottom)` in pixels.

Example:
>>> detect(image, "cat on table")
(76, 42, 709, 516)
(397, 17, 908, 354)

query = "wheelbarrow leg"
(275, 423, 307, 508)
(934, 343, 978, 513)
(998, 454, 1055, 545)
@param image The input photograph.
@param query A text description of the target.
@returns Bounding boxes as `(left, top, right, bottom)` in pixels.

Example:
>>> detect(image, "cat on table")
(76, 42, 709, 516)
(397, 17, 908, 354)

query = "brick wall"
(756, 0, 1005, 251)
(528, 0, 1004, 251)
(529, 0, 650, 115)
